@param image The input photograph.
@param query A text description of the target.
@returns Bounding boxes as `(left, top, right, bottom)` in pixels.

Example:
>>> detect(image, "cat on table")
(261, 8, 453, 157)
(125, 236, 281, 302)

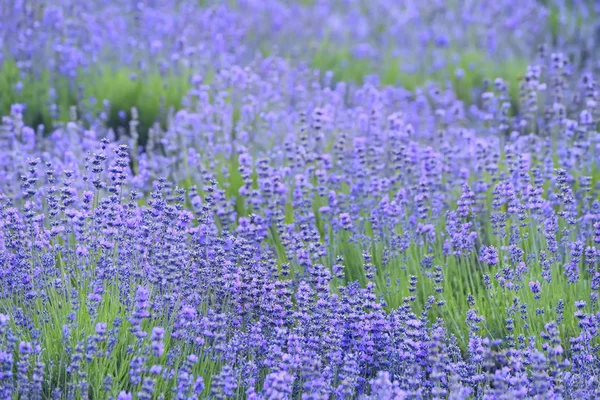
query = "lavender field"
(2, 1, 600, 398)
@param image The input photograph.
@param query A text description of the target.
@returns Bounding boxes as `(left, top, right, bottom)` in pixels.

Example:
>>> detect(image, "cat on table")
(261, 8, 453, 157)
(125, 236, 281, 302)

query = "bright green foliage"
(312, 41, 528, 108)
(0, 61, 193, 143)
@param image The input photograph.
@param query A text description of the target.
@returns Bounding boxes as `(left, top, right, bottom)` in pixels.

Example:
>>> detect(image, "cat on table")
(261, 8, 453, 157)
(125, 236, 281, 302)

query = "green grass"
(312, 41, 528, 107)
(0, 60, 196, 144)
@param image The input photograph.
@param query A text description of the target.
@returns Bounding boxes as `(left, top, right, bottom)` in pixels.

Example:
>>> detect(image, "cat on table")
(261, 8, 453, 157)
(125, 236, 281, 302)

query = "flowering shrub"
(1, 1, 600, 399)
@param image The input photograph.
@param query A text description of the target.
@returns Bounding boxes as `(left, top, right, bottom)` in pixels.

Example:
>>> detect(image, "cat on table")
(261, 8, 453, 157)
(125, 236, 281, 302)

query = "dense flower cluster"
(1, 0, 550, 77)
(1, 1, 600, 399)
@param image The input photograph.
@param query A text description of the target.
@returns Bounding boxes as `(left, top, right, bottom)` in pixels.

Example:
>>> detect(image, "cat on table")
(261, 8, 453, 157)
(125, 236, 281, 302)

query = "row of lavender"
(1, 44, 599, 397)
(2, 0, 554, 140)
(2, 0, 551, 76)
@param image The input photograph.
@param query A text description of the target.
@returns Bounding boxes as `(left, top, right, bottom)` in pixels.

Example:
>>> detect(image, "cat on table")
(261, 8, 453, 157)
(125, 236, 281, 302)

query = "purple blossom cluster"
(1, 48, 600, 397)
(1, 1, 600, 399)
(1, 0, 553, 86)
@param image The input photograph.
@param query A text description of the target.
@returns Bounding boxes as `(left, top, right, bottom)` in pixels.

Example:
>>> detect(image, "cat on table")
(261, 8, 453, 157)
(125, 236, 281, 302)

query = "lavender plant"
(0, 0, 553, 131)
(1, 1, 600, 399)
